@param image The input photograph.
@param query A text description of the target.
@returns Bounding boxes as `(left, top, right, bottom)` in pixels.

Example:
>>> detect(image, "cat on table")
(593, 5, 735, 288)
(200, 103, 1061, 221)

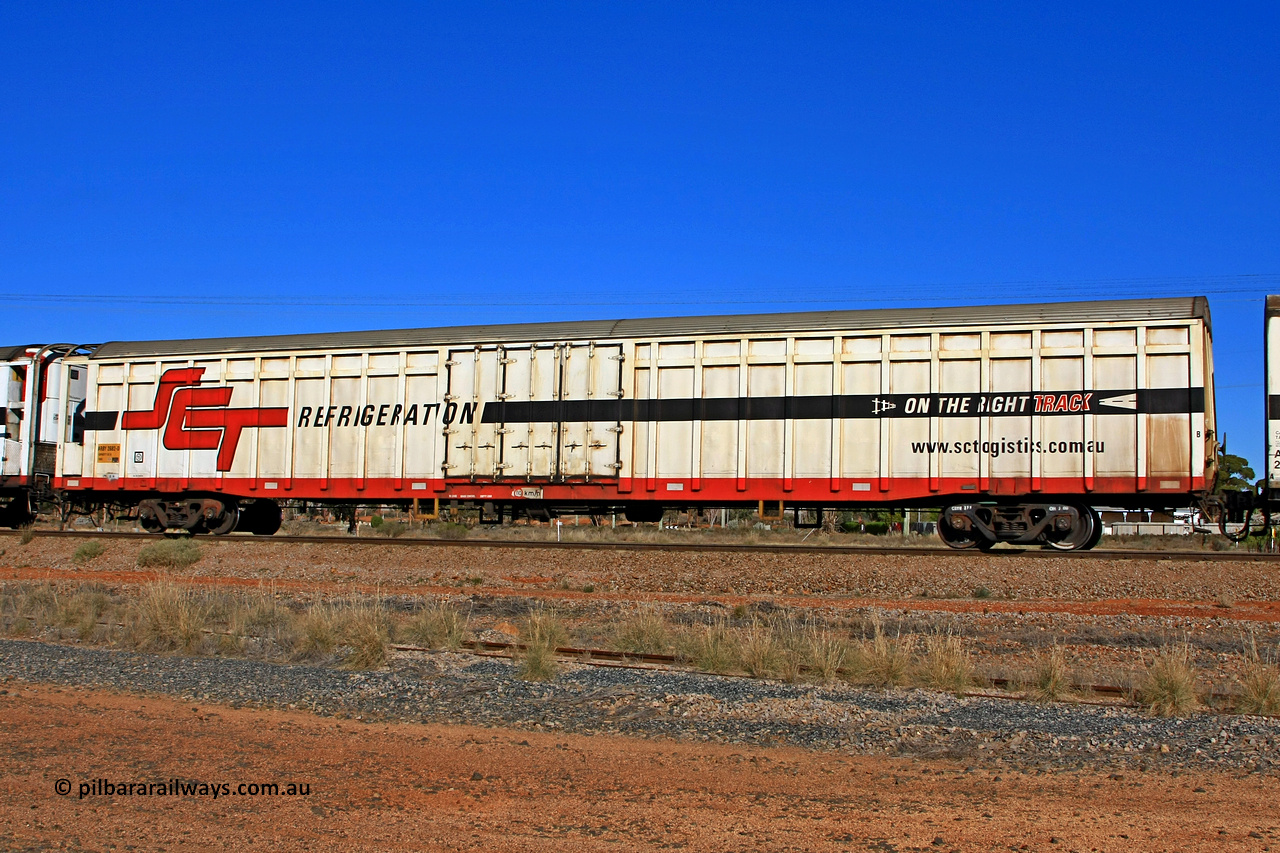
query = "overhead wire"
(0, 273, 1276, 314)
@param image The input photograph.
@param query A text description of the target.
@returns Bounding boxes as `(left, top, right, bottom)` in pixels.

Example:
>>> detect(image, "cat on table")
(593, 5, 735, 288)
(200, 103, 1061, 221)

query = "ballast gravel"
(2, 638, 1276, 775)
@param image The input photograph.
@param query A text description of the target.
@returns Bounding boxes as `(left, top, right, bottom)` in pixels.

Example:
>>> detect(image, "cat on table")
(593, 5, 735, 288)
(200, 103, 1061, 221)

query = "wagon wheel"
(205, 505, 239, 536)
(1083, 508, 1104, 550)
(937, 518, 982, 550)
(1042, 506, 1098, 552)
(244, 500, 282, 536)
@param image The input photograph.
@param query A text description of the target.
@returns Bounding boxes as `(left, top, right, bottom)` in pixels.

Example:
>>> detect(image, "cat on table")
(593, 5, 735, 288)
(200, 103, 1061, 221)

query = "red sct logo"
(118, 367, 288, 471)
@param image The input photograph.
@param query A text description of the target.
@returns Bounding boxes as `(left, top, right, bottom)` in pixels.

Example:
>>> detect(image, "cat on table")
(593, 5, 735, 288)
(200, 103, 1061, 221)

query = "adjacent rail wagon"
(1267, 295, 1280, 497)
(1, 297, 1218, 550)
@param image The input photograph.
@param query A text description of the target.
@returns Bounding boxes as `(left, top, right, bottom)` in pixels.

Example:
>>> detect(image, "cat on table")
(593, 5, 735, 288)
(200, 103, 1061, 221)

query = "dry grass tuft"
(57, 586, 111, 640)
(521, 609, 568, 648)
(799, 624, 850, 684)
(340, 601, 390, 670)
(291, 602, 340, 660)
(862, 616, 914, 687)
(764, 618, 806, 683)
(1139, 643, 1199, 716)
(1028, 644, 1074, 702)
(517, 641, 558, 681)
(1238, 636, 1280, 716)
(613, 607, 671, 654)
(227, 589, 290, 638)
(17, 583, 57, 621)
(402, 599, 467, 649)
(129, 581, 210, 653)
(516, 609, 567, 681)
(737, 619, 782, 677)
(680, 620, 736, 674)
(918, 633, 972, 695)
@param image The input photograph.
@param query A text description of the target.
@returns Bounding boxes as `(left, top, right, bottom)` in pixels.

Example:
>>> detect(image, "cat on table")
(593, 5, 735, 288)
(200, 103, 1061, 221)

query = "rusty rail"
(4, 527, 1278, 562)
(390, 641, 1240, 706)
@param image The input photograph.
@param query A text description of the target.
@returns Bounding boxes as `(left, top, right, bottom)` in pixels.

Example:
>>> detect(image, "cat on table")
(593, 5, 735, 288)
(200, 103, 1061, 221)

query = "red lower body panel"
(56, 475, 1206, 504)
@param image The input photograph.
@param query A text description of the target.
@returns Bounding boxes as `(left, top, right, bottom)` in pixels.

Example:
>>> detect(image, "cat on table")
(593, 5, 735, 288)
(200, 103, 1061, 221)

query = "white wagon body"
(50, 297, 1213, 541)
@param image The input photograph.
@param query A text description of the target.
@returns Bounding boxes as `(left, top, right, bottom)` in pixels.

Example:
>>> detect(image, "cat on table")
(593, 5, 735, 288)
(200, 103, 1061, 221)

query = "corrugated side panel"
(59, 305, 1214, 504)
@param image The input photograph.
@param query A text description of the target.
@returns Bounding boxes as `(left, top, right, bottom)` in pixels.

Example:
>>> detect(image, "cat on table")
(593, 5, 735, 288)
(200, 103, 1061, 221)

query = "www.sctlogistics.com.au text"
(910, 438, 1106, 456)
(56, 778, 311, 799)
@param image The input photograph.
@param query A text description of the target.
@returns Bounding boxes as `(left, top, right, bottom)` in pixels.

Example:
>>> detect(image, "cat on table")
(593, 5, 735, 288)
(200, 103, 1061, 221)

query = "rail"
(3, 528, 1279, 562)
(391, 641, 1240, 706)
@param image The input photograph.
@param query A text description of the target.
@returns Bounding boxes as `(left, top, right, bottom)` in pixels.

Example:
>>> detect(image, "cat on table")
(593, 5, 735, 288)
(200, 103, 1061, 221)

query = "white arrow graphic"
(1095, 393, 1137, 410)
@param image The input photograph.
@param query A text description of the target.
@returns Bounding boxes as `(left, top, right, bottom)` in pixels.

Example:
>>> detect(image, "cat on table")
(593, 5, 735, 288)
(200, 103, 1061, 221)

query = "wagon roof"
(0, 346, 35, 361)
(88, 296, 1210, 359)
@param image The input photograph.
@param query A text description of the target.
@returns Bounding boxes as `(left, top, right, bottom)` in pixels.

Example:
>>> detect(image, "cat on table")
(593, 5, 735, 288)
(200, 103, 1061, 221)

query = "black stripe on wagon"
(483, 388, 1204, 424)
(1269, 395, 1280, 420)
(1141, 388, 1204, 415)
(81, 411, 119, 430)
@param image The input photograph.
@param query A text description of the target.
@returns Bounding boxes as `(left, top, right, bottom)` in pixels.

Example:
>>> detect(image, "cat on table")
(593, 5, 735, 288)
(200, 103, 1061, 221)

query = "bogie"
(939, 502, 1100, 551)
(138, 497, 239, 536)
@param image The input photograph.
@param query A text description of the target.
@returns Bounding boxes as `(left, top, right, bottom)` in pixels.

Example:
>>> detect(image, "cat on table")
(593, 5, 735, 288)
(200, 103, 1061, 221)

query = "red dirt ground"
(2, 683, 1277, 852)
(5, 562, 1280, 625)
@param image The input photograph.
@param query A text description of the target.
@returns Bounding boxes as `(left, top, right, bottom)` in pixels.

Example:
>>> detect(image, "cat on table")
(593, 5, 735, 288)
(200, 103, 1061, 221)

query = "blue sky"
(2, 3, 1277, 467)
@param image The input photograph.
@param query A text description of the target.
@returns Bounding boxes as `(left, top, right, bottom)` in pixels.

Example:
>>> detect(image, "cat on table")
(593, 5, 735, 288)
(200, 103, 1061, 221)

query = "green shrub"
(437, 523, 468, 540)
(370, 514, 385, 529)
(73, 541, 106, 565)
(136, 538, 202, 569)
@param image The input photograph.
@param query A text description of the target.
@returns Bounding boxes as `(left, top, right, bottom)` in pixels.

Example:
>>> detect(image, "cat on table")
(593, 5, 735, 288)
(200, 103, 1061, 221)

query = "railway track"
(4, 527, 1278, 562)
(392, 640, 1227, 705)
(44, 618, 1153, 703)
